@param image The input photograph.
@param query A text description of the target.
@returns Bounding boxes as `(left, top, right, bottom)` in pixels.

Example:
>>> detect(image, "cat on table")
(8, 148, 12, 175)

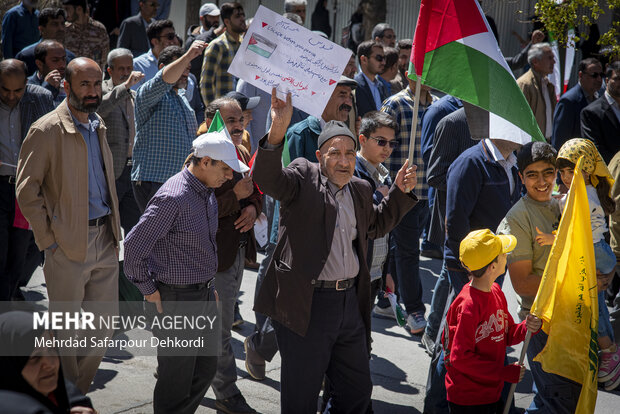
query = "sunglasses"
(372, 54, 385, 62)
(584, 72, 605, 79)
(369, 136, 399, 148)
(158, 33, 176, 41)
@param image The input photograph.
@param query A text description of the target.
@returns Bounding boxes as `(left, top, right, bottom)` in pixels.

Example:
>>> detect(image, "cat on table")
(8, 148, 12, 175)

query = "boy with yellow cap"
(442, 229, 542, 413)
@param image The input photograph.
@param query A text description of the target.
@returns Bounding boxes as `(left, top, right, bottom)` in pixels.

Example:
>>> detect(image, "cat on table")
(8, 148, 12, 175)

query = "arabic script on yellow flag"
(530, 156, 598, 414)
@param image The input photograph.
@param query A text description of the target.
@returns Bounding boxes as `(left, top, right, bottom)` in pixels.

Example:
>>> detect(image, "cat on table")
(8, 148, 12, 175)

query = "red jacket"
(442, 283, 527, 406)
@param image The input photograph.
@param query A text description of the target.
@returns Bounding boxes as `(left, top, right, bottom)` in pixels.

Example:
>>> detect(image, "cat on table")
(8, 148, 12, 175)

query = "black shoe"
(420, 249, 443, 260)
(215, 393, 257, 414)
(232, 302, 244, 329)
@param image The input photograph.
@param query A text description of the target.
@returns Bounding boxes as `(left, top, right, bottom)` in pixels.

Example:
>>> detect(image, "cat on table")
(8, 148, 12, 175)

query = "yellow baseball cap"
(459, 229, 517, 271)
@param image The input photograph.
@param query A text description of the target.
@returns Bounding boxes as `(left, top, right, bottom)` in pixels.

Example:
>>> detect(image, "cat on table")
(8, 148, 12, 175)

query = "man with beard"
(131, 43, 206, 212)
(200, 2, 246, 105)
(390, 39, 411, 94)
(185, 3, 224, 81)
(26, 40, 67, 106)
(61, 0, 109, 70)
(287, 76, 357, 162)
(16, 57, 122, 394)
(99, 48, 144, 233)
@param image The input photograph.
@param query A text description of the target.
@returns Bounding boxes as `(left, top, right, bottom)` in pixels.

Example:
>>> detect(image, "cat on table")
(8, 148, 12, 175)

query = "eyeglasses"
(382, 34, 396, 40)
(369, 136, 399, 148)
(158, 33, 176, 41)
(584, 72, 605, 79)
(372, 54, 385, 62)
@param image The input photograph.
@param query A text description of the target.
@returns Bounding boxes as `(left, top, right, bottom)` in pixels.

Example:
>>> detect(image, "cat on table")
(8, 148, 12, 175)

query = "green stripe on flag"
(208, 110, 226, 133)
(421, 41, 545, 142)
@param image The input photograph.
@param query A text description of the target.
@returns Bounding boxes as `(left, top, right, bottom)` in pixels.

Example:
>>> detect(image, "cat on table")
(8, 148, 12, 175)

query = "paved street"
(26, 252, 620, 413)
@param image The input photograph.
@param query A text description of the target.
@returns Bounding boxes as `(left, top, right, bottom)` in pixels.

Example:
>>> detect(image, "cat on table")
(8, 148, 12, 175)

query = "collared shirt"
(484, 139, 518, 194)
(124, 167, 218, 295)
(578, 81, 598, 103)
(64, 17, 109, 69)
(318, 178, 360, 281)
(132, 49, 196, 100)
(541, 77, 553, 138)
(605, 91, 620, 124)
(0, 101, 21, 176)
(356, 153, 389, 187)
(200, 31, 242, 104)
(362, 72, 382, 111)
(381, 86, 436, 200)
(1, 2, 39, 58)
(132, 69, 197, 183)
(68, 103, 111, 219)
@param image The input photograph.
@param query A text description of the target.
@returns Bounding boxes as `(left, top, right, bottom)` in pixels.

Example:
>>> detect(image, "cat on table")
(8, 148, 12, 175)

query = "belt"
(314, 277, 357, 291)
(161, 279, 214, 290)
(88, 215, 108, 226)
(0, 175, 16, 184)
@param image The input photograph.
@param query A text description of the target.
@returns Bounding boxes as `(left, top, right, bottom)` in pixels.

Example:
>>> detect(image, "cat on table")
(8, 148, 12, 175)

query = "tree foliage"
(535, 0, 620, 58)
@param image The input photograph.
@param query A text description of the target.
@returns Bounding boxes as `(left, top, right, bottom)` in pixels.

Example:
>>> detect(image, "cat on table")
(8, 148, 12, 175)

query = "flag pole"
(407, 76, 422, 163)
(503, 331, 532, 414)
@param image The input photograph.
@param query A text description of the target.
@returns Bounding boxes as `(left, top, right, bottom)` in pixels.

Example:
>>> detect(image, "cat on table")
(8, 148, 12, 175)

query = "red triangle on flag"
(311, 91, 316, 95)
(262, 22, 268, 28)
(249, 35, 258, 45)
(329, 79, 336, 85)
(255, 75, 260, 80)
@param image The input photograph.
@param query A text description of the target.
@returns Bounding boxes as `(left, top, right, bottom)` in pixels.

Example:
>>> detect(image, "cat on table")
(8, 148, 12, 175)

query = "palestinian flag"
(410, 0, 545, 143)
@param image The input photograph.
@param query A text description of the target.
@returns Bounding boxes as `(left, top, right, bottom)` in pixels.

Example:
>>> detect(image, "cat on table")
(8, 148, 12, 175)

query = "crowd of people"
(1, 0, 620, 413)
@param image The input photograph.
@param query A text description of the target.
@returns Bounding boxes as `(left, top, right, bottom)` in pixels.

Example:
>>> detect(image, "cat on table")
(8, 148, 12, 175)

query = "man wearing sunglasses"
(581, 60, 620, 163)
(355, 40, 389, 118)
(117, 0, 159, 57)
(132, 19, 177, 89)
(371, 23, 396, 48)
(551, 57, 603, 151)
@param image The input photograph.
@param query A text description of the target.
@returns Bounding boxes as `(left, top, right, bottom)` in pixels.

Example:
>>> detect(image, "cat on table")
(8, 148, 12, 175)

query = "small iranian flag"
(208, 109, 244, 166)
(410, 0, 545, 143)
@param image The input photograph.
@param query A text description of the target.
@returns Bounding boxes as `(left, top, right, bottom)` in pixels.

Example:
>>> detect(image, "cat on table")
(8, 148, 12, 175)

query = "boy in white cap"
(442, 229, 542, 414)
(123, 131, 247, 414)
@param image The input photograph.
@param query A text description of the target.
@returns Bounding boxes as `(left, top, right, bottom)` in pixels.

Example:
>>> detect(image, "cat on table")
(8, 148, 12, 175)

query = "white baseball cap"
(192, 132, 249, 173)
(200, 3, 220, 17)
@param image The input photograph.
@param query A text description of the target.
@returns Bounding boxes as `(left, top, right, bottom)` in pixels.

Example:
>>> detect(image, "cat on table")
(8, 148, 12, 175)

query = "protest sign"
(228, 5, 352, 118)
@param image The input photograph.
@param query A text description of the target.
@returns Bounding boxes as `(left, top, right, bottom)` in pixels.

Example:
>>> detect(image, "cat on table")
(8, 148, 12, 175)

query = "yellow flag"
(530, 156, 599, 413)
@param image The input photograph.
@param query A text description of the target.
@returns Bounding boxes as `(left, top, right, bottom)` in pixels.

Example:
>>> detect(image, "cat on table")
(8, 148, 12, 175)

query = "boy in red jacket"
(442, 229, 542, 413)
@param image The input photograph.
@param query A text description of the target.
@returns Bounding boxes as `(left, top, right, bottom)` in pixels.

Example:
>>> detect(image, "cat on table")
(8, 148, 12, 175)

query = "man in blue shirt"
(131, 42, 206, 212)
(2, 1, 40, 59)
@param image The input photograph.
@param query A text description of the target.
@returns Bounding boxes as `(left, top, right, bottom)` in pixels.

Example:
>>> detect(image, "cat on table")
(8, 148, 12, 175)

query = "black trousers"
(273, 287, 372, 414)
(132, 180, 163, 213)
(116, 164, 141, 233)
(151, 283, 218, 414)
(449, 400, 503, 414)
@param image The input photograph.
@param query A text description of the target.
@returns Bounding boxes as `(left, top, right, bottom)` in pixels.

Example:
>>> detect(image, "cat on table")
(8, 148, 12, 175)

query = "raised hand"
(267, 87, 293, 145)
(124, 71, 145, 89)
(185, 40, 207, 60)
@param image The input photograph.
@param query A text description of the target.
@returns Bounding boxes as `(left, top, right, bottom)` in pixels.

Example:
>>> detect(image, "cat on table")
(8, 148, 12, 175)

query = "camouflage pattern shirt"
(64, 18, 109, 69)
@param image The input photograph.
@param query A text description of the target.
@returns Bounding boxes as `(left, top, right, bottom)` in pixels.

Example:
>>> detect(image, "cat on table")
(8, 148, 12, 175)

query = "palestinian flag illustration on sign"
(247, 34, 277, 58)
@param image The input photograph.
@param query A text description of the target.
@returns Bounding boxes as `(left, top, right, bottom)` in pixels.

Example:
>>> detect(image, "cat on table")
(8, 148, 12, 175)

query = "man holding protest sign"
(252, 88, 418, 413)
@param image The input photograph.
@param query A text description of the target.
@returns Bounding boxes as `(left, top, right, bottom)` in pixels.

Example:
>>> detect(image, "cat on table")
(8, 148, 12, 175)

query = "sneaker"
(604, 367, 620, 391)
(215, 393, 257, 414)
(232, 302, 244, 328)
(599, 344, 620, 383)
(421, 332, 435, 356)
(406, 312, 426, 335)
(372, 304, 395, 320)
(244, 334, 266, 381)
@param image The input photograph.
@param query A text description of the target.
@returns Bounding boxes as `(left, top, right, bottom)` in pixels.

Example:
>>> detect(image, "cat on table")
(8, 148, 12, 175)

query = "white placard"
(228, 5, 352, 119)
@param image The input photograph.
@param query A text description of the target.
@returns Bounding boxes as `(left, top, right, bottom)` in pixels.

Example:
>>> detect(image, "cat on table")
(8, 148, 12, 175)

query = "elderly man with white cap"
(124, 132, 248, 414)
(185, 3, 224, 81)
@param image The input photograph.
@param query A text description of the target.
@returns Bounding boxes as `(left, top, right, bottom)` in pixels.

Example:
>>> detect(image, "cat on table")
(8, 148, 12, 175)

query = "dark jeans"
(152, 283, 218, 414)
(132, 180, 163, 213)
(274, 288, 372, 414)
(449, 400, 503, 414)
(0, 179, 32, 300)
(116, 164, 141, 233)
(390, 200, 429, 314)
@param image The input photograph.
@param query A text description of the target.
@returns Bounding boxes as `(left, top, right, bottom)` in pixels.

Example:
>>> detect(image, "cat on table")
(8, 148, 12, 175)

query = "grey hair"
(283, 12, 303, 25)
(107, 48, 133, 68)
(527, 42, 551, 66)
(284, 0, 306, 12)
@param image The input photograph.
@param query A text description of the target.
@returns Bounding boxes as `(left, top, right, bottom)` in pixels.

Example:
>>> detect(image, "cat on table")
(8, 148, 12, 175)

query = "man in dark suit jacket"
(355, 40, 389, 118)
(0, 59, 54, 300)
(253, 90, 417, 413)
(581, 61, 620, 163)
(552, 57, 603, 150)
(117, 0, 157, 57)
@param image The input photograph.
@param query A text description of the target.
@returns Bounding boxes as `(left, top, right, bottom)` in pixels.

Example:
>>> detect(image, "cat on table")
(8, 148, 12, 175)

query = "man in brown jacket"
(252, 90, 418, 413)
(16, 57, 121, 394)
(517, 42, 557, 141)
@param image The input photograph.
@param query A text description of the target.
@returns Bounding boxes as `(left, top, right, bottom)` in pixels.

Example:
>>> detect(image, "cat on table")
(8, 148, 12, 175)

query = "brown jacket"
(215, 145, 262, 271)
(252, 138, 417, 346)
(517, 69, 557, 139)
(16, 100, 121, 263)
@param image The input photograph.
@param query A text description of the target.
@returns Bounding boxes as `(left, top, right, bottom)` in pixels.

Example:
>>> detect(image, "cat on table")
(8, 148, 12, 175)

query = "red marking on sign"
(329, 79, 336, 85)
(311, 91, 316, 95)
(248, 35, 258, 45)
(262, 22, 268, 28)
(255, 75, 260, 80)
